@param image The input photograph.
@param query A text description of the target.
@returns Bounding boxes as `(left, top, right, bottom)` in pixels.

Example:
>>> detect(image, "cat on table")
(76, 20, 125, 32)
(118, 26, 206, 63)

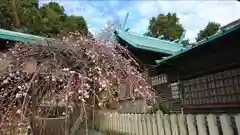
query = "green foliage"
(62, 15, 88, 36)
(148, 13, 184, 40)
(149, 101, 169, 114)
(181, 39, 191, 47)
(196, 22, 221, 42)
(0, 0, 88, 37)
(0, 0, 14, 29)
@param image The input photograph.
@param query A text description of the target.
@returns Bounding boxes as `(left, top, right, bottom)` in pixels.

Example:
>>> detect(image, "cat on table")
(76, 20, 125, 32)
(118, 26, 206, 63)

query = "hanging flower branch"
(0, 32, 155, 133)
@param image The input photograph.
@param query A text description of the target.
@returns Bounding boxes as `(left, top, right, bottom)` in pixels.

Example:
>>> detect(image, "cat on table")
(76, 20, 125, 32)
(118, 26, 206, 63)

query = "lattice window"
(151, 73, 167, 86)
(170, 82, 180, 99)
(183, 68, 240, 106)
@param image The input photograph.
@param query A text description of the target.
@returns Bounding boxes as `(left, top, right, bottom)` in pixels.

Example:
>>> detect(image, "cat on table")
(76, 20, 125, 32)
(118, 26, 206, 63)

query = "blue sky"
(39, 0, 240, 42)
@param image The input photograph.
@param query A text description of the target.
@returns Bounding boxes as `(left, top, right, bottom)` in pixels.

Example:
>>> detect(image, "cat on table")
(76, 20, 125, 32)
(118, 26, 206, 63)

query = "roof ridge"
(118, 29, 183, 46)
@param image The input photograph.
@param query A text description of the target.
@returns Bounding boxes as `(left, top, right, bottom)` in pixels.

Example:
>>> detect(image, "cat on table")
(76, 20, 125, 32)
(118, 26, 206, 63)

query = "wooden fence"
(96, 111, 240, 135)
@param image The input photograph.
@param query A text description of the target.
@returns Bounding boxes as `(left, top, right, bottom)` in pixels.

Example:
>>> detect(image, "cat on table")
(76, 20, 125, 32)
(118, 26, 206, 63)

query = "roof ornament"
(125, 28, 130, 32)
(178, 31, 186, 45)
(157, 35, 164, 39)
(220, 18, 240, 32)
(122, 12, 129, 31)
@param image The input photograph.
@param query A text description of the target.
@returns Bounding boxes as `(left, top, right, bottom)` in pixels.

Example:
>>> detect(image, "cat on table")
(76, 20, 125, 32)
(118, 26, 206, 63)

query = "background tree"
(17, 0, 42, 33)
(0, 0, 15, 29)
(39, 2, 66, 37)
(196, 22, 221, 42)
(0, 0, 40, 30)
(62, 15, 88, 36)
(0, 1, 89, 37)
(148, 13, 184, 40)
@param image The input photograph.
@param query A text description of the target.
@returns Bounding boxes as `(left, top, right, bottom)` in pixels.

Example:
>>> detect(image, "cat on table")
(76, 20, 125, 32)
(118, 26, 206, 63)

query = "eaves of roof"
(114, 29, 185, 55)
(0, 29, 44, 43)
(154, 23, 240, 67)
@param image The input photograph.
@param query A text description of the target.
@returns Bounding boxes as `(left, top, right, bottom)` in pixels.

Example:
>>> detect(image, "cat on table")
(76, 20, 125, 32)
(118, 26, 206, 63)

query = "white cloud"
(88, 27, 99, 37)
(39, 0, 240, 42)
(116, 10, 129, 19)
(135, 1, 160, 17)
(40, 0, 115, 35)
(130, 19, 149, 34)
(91, 16, 113, 24)
(109, 1, 119, 7)
(130, 1, 240, 42)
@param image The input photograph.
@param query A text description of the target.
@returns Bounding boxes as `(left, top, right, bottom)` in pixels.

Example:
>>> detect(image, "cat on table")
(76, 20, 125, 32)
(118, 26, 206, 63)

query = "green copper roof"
(0, 29, 44, 43)
(155, 22, 240, 66)
(114, 29, 185, 55)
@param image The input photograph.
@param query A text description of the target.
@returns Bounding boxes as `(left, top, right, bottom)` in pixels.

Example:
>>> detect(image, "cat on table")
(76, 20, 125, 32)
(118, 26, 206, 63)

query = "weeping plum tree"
(0, 32, 154, 134)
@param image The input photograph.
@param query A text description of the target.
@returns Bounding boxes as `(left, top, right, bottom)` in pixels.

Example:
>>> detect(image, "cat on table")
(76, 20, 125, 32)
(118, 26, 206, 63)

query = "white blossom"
(68, 91, 74, 96)
(78, 90, 82, 94)
(62, 68, 70, 72)
(81, 98, 86, 102)
(68, 106, 73, 112)
(84, 92, 89, 98)
(16, 93, 22, 98)
(16, 109, 21, 114)
(70, 70, 76, 74)
(84, 83, 90, 89)
(9, 73, 14, 77)
(84, 94, 89, 98)
(134, 88, 139, 92)
(98, 102, 103, 107)
(17, 86, 22, 90)
(52, 76, 56, 81)
(102, 83, 106, 88)
(3, 79, 8, 84)
(23, 93, 27, 97)
(16, 71, 20, 75)
(65, 95, 68, 101)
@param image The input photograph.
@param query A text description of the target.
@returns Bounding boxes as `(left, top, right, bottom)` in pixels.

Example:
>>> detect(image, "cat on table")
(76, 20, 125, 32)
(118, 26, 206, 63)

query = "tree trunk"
(11, 0, 20, 28)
